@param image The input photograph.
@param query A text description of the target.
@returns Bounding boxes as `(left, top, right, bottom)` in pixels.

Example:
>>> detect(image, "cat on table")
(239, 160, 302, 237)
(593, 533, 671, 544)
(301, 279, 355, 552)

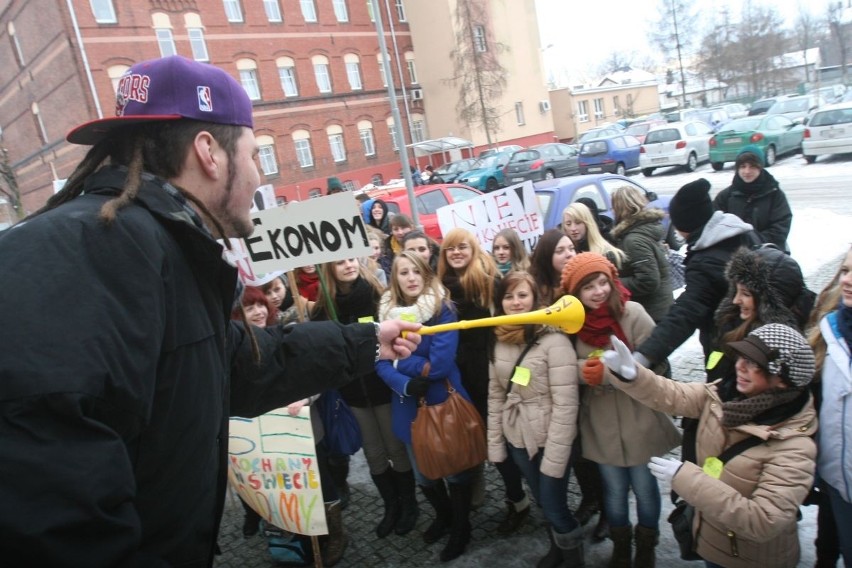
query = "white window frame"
(387, 122, 398, 151)
(263, 0, 282, 22)
(32, 102, 48, 144)
(366, 0, 375, 22)
(329, 133, 347, 163)
(378, 61, 388, 87)
(406, 59, 418, 85)
(258, 144, 278, 175)
(473, 25, 487, 52)
(300, 0, 318, 22)
(240, 69, 261, 100)
(156, 28, 177, 58)
(577, 100, 589, 123)
(294, 138, 314, 168)
(412, 120, 425, 143)
(515, 102, 525, 126)
(346, 61, 362, 90)
(395, 0, 406, 22)
(359, 125, 376, 156)
(223, 0, 243, 22)
(8, 22, 24, 66)
(332, 0, 349, 22)
(314, 62, 332, 93)
(188, 28, 208, 61)
(593, 98, 604, 120)
(90, 0, 117, 23)
(278, 64, 298, 97)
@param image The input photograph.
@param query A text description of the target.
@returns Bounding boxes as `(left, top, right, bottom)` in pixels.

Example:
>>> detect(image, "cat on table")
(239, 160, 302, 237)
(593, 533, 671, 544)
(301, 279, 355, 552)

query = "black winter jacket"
(0, 167, 378, 567)
(712, 169, 792, 251)
(636, 211, 759, 366)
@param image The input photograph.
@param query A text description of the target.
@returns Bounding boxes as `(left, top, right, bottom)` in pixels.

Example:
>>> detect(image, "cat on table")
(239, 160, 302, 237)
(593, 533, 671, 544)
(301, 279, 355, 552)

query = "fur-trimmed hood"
(611, 207, 665, 241)
(715, 246, 815, 331)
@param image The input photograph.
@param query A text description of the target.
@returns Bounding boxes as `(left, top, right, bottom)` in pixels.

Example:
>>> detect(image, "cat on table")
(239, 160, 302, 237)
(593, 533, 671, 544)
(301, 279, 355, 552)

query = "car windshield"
(769, 99, 809, 114)
(509, 150, 539, 163)
(809, 107, 852, 127)
(644, 129, 680, 143)
(580, 140, 608, 155)
(471, 156, 498, 169)
(718, 118, 762, 132)
(626, 123, 651, 136)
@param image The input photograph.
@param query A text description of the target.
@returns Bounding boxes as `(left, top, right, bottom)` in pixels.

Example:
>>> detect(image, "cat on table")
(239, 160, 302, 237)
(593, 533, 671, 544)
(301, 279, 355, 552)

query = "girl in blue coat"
(376, 251, 475, 563)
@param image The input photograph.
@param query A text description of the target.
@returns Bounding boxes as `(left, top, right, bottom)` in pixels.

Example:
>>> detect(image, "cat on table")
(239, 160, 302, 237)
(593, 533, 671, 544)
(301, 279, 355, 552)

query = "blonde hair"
(437, 228, 499, 309)
(562, 202, 625, 267)
(492, 228, 530, 272)
(387, 251, 447, 319)
(807, 247, 851, 374)
(611, 185, 649, 223)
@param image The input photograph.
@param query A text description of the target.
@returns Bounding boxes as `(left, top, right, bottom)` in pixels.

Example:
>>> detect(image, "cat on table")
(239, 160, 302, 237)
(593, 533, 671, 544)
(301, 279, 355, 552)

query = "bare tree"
(446, 0, 508, 147)
(649, 0, 698, 107)
(596, 51, 634, 76)
(0, 147, 24, 222)
(731, 1, 788, 96)
(793, 5, 823, 83)
(827, 1, 849, 86)
(696, 9, 737, 96)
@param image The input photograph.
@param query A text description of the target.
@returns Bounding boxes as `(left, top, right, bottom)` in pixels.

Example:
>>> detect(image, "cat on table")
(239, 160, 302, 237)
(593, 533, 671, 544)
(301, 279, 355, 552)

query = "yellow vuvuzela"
(419, 295, 585, 335)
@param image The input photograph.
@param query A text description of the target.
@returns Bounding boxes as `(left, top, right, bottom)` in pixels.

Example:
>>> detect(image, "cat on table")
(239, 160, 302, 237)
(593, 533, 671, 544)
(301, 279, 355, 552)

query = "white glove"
(648, 456, 683, 484)
(602, 335, 637, 380)
(633, 351, 651, 369)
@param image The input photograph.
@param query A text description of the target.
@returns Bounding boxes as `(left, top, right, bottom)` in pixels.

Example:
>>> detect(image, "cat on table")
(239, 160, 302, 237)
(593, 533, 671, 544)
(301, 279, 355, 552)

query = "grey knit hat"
(727, 323, 815, 388)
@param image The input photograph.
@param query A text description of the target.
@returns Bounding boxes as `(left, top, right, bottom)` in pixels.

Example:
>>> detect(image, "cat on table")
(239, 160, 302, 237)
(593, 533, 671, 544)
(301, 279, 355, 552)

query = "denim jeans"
(507, 443, 578, 533)
(597, 462, 661, 530)
(404, 444, 471, 487)
(825, 482, 852, 568)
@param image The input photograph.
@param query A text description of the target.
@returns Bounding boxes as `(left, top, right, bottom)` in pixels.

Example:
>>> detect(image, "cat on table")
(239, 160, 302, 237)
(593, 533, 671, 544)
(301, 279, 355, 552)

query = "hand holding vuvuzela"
(418, 295, 585, 335)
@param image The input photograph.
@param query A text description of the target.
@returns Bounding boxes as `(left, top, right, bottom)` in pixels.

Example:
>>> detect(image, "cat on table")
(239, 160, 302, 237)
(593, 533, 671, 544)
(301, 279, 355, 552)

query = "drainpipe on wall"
(65, 0, 103, 119)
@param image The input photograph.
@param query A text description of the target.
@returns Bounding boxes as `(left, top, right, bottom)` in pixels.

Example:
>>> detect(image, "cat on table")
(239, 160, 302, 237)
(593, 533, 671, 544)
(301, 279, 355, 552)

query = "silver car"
(802, 101, 852, 163)
(639, 121, 714, 176)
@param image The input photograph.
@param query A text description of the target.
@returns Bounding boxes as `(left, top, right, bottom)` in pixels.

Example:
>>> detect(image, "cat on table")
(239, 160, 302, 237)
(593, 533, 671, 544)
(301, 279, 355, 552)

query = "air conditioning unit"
(539, 100, 551, 113)
(411, 88, 424, 101)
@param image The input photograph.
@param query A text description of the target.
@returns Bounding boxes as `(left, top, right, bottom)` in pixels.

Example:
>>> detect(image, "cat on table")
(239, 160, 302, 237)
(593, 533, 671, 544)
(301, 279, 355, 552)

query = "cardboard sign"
(241, 192, 372, 274)
(436, 181, 543, 252)
(228, 407, 327, 535)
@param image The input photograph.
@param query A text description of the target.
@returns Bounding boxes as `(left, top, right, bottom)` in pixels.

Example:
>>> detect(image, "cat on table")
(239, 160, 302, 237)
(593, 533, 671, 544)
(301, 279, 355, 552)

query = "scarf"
(837, 301, 852, 353)
(378, 288, 441, 323)
(495, 324, 537, 345)
(721, 387, 804, 428)
(497, 260, 512, 275)
(577, 281, 632, 349)
(297, 270, 319, 301)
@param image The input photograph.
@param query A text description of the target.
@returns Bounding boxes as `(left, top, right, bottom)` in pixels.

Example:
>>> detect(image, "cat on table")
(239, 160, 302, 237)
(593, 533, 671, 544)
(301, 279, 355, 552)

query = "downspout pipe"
(65, 0, 103, 119)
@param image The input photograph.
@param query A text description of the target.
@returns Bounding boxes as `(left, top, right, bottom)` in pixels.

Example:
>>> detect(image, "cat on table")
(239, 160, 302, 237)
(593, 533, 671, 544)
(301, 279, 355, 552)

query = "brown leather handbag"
(411, 380, 486, 480)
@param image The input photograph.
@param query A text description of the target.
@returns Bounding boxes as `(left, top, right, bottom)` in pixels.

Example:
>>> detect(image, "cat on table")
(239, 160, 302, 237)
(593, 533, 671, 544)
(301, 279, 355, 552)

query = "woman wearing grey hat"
(601, 323, 818, 568)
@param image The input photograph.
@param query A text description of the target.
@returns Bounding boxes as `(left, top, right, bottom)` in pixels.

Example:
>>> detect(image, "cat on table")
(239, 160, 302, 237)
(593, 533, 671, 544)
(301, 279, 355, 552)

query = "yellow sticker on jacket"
(511, 366, 531, 386)
(703, 456, 724, 479)
(358, 316, 374, 323)
(399, 313, 417, 323)
(589, 349, 605, 358)
(706, 351, 724, 370)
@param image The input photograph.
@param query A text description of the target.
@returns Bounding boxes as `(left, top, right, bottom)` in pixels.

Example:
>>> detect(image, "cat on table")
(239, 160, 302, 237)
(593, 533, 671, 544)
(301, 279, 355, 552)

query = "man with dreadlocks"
(0, 55, 420, 567)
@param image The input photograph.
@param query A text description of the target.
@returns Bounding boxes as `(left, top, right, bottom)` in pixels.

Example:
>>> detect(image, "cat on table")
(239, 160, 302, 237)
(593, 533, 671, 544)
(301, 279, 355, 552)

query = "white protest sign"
(436, 181, 543, 252)
(228, 407, 327, 535)
(241, 192, 372, 274)
(251, 184, 277, 212)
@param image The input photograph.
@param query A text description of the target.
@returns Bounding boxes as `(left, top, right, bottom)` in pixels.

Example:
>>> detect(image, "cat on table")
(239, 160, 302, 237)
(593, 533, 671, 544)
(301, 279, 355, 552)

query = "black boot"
(497, 493, 531, 536)
(327, 456, 351, 510)
(393, 469, 419, 535)
(537, 526, 563, 568)
(633, 525, 658, 568)
(371, 469, 399, 538)
(420, 481, 452, 544)
(573, 458, 602, 526)
(592, 508, 610, 543)
(553, 526, 586, 567)
(608, 525, 633, 568)
(440, 483, 472, 562)
(240, 497, 261, 537)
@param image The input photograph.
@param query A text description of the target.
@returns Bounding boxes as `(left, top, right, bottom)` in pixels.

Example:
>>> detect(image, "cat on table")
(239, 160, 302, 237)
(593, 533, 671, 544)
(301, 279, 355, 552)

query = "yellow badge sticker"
(399, 313, 417, 323)
(703, 456, 724, 479)
(589, 349, 605, 358)
(511, 366, 531, 387)
(358, 316, 375, 323)
(706, 351, 724, 370)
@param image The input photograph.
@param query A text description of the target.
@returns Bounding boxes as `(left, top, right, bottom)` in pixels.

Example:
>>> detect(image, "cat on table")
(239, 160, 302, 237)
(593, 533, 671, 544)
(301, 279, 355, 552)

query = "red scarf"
(297, 270, 320, 302)
(577, 281, 633, 349)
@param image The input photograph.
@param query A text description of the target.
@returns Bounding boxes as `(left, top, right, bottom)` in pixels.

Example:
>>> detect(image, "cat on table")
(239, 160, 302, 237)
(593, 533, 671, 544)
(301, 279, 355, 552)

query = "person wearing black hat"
(600, 324, 818, 568)
(712, 145, 793, 251)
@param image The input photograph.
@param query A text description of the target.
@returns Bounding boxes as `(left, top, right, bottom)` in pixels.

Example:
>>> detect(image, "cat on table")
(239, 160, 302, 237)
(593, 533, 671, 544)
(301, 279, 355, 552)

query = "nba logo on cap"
(197, 86, 213, 112)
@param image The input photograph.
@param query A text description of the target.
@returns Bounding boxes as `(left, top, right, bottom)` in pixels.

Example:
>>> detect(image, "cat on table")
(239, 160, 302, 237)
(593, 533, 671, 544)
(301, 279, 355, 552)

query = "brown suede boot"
(633, 525, 658, 568)
(608, 525, 632, 568)
(321, 501, 348, 566)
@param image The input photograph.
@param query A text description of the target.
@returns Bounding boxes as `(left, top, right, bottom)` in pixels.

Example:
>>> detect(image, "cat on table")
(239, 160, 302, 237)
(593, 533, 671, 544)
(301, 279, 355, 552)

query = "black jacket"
(712, 169, 792, 251)
(0, 166, 377, 567)
(637, 211, 759, 366)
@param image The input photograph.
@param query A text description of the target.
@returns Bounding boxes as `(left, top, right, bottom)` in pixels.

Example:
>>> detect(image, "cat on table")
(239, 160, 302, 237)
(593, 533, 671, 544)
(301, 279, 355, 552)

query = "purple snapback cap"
(67, 55, 254, 145)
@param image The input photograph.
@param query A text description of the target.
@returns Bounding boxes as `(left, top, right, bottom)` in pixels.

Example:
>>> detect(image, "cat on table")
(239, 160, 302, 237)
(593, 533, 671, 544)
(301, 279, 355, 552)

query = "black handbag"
(668, 435, 763, 561)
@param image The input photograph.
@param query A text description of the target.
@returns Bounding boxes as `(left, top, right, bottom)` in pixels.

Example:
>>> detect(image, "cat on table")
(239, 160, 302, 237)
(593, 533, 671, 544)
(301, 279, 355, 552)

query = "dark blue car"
(578, 134, 642, 176)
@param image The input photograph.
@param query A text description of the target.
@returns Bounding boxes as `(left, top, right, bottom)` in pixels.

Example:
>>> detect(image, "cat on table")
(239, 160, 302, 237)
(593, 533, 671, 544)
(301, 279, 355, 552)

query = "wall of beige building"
(550, 83, 661, 143)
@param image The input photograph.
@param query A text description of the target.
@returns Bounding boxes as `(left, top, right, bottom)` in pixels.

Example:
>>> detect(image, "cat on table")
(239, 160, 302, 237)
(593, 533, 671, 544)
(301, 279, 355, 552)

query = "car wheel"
(615, 163, 626, 176)
(485, 178, 499, 192)
(544, 169, 556, 180)
(711, 161, 724, 171)
(804, 154, 817, 164)
(642, 168, 655, 177)
(765, 145, 776, 166)
(685, 152, 698, 172)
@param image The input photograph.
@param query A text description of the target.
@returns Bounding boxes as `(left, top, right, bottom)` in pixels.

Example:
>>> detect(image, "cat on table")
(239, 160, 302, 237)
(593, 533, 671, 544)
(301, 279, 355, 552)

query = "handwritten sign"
(228, 407, 326, 535)
(241, 192, 372, 274)
(436, 181, 543, 252)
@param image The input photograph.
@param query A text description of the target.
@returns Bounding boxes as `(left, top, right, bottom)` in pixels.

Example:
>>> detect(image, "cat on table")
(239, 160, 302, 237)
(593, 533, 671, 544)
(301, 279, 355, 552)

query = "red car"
(367, 183, 483, 242)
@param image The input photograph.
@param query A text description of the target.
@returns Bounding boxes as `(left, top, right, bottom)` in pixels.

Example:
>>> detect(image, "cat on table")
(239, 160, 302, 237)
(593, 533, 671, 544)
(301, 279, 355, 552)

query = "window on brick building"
(263, 0, 282, 22)
(358, 120, 376, 156)
(223, 0, 243, 22)
(90, 0, 117, 23)
(187, 29, 208, 61)
(276, 57, 298, 97)
(256, 135, 279, 176)
(327, 125, 346, 163)
(333, 0, 349, 22)
(107, 65, 130, 93)
(395, 0, 407, 22)
(7, 22, 25, 67)
(312, 55, 332, 93)
(366, 1, 375, 22)
(386, 118, 398, 152)
(237, 59, 261, 100)
(300, 0, 317, 23)
(156, 28, 176, 57)
(308, 188, 322, 198)
(405, 52, 417, 85)
(473, 25, 487, 52)
(594, 97, 604, 120)
(31, 102, 48, 145)
(293, 130, 314, 168)
(344, 54, 362, 91)
(376, 53, 388, 87)
(411, 114, 425, 143)
(577, 100, 589, 122)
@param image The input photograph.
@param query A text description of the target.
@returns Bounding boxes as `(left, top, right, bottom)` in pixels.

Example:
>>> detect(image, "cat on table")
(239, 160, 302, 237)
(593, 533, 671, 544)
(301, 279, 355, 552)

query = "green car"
(708, 115, 805, 170)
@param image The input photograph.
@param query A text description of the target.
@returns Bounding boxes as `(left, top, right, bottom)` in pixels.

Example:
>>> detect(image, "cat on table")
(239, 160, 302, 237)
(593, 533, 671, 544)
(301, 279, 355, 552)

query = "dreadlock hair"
(31, 119, 244, 239)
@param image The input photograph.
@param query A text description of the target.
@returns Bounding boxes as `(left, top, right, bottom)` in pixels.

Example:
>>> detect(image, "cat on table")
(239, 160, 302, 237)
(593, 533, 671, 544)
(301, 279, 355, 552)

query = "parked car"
(711, 103, 748, 120)
(709, 115, 805, 169)
(533, 174, 672, 233)
(664, 108, 704, 123)
(433, 158, 477, 183)
(576, 125, 623, 145)
(802, 101, 852, 163)
(693, 108, 732, 131)
(367, 183, 483, 242)
(456, 151, 514, 192)
(503, 143, 579, 183)
(766, 94, 826, 124)
(578, 134, 642, 175)
(812, 85, 846, 104)
(479, 145, 523, 158)
(624, 119, 668, 143)
(748, 95, 790, 116)
(639, 120, 714, 176)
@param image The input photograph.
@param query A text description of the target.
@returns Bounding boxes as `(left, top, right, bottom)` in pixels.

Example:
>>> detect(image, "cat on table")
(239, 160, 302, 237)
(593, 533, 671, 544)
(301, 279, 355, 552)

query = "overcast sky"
(535, 0, 815, 80)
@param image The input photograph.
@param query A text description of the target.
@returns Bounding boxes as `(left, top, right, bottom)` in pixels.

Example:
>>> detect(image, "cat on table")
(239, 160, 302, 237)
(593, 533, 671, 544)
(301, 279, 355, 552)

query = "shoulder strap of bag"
(717, 436, 763, 463)
(506, 338, 538, 395)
